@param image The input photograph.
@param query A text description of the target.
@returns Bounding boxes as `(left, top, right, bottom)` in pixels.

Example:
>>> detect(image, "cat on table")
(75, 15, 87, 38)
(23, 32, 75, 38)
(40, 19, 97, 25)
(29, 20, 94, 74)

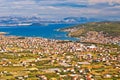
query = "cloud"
(89, 0, 120, 4)
(0, 0, 119, 20)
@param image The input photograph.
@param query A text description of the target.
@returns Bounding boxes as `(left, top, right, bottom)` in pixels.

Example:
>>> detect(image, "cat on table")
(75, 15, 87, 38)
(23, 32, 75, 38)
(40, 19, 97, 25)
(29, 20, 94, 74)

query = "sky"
(0, 0, 120, 20)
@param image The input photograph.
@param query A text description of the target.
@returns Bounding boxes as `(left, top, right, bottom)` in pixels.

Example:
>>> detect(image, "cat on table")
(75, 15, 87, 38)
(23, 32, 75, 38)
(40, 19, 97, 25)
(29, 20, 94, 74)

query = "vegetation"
(64, 21, 120, 37)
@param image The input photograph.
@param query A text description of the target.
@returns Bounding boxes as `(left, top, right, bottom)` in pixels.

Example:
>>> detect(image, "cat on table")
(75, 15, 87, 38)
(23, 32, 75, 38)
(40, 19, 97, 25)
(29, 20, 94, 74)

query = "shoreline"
(0, 32, 8, 35)
(0, 26, 80, 41)
(0, 31, 76, 42)
(0, 23, 80, 41)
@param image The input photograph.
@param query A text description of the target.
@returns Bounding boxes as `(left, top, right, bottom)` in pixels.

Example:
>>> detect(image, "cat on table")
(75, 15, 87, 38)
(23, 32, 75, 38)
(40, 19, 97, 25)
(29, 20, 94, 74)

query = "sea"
(0, 23, 79, 41)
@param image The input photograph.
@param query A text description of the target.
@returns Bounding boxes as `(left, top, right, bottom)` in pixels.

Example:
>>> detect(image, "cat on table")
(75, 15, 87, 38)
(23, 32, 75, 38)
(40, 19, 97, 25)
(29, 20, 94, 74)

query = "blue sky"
(0, 0, 120, 20)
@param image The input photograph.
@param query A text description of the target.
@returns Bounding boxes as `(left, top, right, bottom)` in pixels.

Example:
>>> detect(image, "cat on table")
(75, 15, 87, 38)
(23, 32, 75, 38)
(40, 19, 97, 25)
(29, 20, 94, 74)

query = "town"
(0, 33, 120, 80)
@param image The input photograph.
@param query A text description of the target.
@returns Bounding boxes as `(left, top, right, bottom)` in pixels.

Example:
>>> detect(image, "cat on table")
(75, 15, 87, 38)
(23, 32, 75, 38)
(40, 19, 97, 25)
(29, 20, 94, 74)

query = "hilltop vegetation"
(64, 21, 120, 37)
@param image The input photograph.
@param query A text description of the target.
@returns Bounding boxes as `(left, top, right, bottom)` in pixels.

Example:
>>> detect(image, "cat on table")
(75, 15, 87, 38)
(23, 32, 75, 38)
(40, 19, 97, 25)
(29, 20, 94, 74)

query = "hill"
(63, 21, 120, 37)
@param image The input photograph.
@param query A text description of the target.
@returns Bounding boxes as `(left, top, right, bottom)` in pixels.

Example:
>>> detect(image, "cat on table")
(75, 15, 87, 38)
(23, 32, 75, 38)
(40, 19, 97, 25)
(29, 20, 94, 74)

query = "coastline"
(0, 32, 8, 35)
(56, 28, 80, 41)
(0, 23, 79, 41)
(60, 21, 120, 45)
(0, 31, 73, 42)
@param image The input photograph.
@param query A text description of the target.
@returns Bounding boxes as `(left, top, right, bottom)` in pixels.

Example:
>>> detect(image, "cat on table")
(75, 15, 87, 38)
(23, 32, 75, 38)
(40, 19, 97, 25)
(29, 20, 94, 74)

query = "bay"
(0, 23, 78, 41)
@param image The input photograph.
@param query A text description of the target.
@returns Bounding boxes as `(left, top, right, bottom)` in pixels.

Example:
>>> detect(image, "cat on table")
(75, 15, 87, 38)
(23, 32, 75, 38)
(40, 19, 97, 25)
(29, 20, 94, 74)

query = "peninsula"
(62, 21, 120, 44)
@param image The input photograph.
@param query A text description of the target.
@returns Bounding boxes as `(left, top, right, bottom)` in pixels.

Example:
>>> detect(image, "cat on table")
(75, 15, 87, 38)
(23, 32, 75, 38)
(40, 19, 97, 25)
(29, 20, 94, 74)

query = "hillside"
(63, 21, 120, 37)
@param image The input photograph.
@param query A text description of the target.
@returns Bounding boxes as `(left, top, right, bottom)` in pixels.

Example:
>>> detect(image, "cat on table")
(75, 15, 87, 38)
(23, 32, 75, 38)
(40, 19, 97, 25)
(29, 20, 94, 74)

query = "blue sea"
(0, 23, 79, 41)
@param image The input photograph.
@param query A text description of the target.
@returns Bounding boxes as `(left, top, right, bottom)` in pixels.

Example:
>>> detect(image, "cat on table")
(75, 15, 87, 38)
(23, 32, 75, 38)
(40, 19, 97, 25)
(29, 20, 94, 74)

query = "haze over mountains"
(0, 16, 116, 26)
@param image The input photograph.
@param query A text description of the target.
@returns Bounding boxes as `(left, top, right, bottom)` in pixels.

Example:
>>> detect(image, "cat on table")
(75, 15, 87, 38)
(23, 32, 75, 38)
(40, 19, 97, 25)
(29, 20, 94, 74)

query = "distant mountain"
(0, 16, 62, 26)
(63, 17, 106, 23)
(0, 16, 107, 26)
(0, 16, 40, 24)
(63, 17, 87, 23)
